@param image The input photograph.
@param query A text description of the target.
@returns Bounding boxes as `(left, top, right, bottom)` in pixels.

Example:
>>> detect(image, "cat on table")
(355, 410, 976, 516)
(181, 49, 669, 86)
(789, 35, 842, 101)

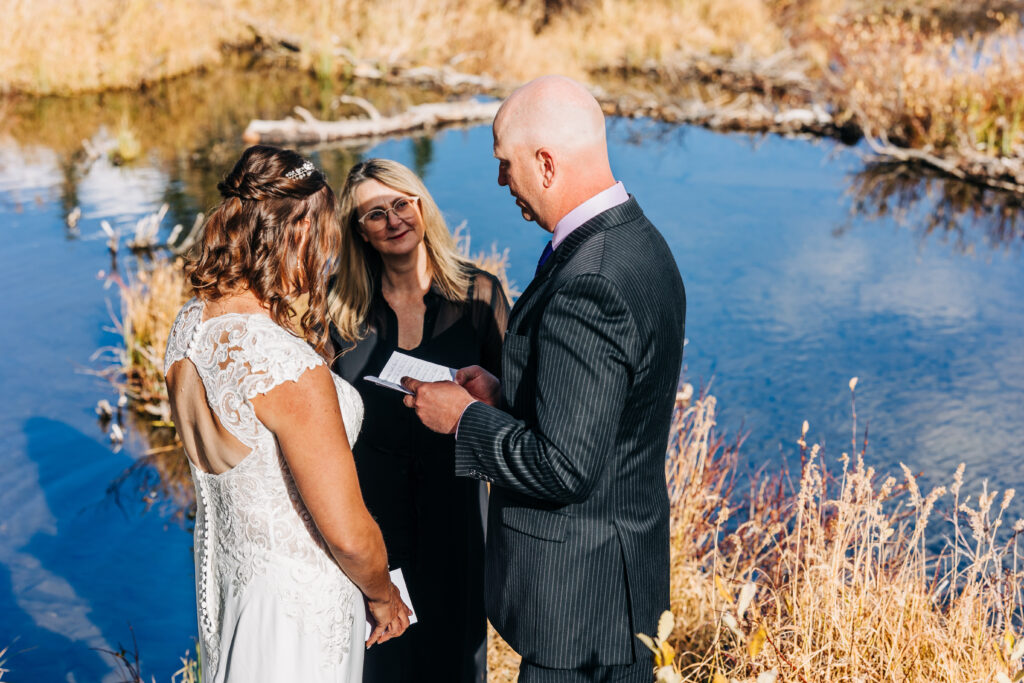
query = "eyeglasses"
(357, 196, 420, 229)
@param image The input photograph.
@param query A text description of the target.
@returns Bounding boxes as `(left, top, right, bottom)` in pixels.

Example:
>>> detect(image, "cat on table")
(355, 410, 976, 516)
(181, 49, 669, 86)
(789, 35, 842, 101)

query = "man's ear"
(536, 148, 555, 188)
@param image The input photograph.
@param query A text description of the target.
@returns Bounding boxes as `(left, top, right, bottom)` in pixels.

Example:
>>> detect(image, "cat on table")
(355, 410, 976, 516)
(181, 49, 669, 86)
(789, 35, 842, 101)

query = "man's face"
(493, 122, 542, 225)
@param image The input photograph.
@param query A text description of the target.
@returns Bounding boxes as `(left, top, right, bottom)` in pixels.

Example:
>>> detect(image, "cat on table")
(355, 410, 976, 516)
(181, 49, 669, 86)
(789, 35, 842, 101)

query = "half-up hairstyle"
(186, 145, 340, 357)
(328, 158, 472, 342)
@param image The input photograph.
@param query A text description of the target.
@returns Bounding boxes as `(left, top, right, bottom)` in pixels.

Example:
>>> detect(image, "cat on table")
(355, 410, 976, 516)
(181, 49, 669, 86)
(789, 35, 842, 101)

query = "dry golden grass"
(0, 0, 786, 95)
(4, 0, 1023, 176)
(487, 622, 522, 683)
(649, 386, 1024, 683)
(114, 256, 190, 410)
(820, 13, 1024, 157)
(0, 0, 246, 95)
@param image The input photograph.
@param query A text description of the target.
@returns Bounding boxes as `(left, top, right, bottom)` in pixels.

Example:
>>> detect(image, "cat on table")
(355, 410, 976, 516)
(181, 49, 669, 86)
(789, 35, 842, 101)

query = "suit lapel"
(508, 197, 644, 330)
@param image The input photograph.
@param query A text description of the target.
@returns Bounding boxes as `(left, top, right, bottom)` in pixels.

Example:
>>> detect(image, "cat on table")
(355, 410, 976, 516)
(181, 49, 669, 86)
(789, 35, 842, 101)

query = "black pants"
(362, 624, 486, 682)
(518, 652, 654, 683)
(356, 447, 487, 683)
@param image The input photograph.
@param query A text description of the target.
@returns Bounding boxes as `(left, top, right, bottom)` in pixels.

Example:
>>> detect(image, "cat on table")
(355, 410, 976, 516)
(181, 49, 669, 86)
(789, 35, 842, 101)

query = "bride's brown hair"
(186, 145, 339, 357)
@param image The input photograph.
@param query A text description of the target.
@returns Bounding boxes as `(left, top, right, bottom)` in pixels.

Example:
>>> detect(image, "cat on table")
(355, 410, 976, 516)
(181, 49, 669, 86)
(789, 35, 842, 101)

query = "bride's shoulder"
(234, 316, 325, 375)
(164, 298, 204, 374)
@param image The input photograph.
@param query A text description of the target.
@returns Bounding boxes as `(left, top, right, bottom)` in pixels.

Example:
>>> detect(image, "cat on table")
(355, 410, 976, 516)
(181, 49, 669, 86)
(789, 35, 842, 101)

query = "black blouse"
(330, 267, 508, 469)
(328, 266, 509, 683)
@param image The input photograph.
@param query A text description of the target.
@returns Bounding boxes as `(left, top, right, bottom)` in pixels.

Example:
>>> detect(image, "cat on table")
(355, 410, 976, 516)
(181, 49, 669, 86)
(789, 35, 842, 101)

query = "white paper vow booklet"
(365, 568, 418, 639)
(364, 351, 456, 394)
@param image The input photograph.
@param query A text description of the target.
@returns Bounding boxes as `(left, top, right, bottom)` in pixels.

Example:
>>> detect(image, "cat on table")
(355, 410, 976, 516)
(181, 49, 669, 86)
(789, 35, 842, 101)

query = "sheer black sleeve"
(467, 269, 510, 378)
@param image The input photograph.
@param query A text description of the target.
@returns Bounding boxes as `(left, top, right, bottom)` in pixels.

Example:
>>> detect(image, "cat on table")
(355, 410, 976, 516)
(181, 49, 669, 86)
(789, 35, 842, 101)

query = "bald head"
(494, 75, 607, 154)
(492, 76, 616, 231)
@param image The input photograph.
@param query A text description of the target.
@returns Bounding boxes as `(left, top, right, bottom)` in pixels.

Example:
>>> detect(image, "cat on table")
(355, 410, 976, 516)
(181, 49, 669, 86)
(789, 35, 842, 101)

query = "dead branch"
(242, 99, 501, 145)
(863, 136, 1024, 195)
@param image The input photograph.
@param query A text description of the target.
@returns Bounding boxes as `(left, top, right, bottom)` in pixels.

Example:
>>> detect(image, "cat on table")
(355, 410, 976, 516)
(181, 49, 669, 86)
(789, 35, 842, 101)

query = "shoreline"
(2, 0, 1023, 196)
(6, 51, 1022, 198)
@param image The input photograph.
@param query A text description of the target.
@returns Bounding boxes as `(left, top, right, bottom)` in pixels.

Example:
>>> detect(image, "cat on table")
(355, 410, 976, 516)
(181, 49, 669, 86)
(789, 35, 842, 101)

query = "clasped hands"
(401, 365, 500, 434)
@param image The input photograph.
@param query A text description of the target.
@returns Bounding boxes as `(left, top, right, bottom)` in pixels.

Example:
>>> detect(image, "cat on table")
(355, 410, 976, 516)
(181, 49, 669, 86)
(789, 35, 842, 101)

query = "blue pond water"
(1, 114, 1022, 681)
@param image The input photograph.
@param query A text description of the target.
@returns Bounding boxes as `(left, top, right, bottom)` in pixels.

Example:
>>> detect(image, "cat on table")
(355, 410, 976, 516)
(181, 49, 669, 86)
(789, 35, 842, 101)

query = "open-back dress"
(164, 298, 365, 683)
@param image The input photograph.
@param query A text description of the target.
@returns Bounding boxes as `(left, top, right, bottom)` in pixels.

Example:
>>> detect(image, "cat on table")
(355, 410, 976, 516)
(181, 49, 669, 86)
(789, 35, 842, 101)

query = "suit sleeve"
(454, 273, 639, 504)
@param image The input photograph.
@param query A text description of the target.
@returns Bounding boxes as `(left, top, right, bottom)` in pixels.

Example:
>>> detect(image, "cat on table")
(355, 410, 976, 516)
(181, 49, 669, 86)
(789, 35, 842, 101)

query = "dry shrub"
(0, 0, 787, 95)
(820, 13, 1024, 156)
(487, 621, 522, 683)
(102, 255, 191, 413)
(0, 0, 244, 95)
(659, 388, 1024, 683)
(94, 249, 194, 518)
(455, 221, 519, 299)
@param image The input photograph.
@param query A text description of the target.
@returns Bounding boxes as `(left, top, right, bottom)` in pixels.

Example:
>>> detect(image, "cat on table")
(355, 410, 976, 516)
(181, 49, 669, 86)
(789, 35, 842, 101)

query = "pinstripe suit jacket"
(454, 197, 686, 668)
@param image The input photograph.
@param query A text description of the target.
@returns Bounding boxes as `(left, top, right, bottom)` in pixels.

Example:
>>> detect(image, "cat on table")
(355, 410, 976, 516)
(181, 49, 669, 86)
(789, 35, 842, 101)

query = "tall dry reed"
(648, 383, 1024, 683)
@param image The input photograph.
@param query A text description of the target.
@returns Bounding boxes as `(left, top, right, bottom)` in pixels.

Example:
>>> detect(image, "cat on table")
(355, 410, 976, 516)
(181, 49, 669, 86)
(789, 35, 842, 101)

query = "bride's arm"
(252, 364, 410, 644)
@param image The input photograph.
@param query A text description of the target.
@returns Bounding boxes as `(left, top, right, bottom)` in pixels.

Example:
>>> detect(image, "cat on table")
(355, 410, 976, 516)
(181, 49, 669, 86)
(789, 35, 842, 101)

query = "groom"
(403, 75, 686, 682)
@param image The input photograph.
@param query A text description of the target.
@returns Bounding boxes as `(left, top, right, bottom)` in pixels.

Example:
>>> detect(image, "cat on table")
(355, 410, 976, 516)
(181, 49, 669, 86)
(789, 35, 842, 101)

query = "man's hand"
(401, 378, 475, 434)
(455, 365, 501, 407)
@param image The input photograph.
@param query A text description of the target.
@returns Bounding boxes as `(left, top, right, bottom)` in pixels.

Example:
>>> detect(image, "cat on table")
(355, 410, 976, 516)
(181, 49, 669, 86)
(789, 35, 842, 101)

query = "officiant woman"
(328, 158, 509, 683)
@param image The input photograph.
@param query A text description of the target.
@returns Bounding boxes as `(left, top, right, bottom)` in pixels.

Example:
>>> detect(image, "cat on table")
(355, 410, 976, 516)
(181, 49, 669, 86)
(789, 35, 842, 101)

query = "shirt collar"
(551, 181, 629, 250)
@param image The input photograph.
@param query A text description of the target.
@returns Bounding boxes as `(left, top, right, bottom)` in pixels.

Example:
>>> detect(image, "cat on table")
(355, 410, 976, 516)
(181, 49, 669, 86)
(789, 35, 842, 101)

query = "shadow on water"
(841, 161, 1024, 253)
(1, 418, 126, 682)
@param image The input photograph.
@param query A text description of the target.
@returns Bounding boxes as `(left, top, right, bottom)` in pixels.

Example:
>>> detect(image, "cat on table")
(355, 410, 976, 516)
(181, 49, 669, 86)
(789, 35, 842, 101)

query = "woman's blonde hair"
(186, 145, 340, 357)
(329, 158, 472, 342)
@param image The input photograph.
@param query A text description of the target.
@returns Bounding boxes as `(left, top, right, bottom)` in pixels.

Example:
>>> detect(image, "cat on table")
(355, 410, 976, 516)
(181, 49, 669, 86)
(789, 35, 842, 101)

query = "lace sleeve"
(164, 298, 203, 375)
(237, 319, 326, 401)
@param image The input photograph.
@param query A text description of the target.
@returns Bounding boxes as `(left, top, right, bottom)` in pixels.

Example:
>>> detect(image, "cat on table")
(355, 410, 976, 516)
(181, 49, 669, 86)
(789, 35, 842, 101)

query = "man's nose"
(497, 167, 508, 186)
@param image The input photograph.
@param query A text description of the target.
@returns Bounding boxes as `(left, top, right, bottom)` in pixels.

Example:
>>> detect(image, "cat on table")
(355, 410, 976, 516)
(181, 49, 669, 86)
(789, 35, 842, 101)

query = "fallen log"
(242, 99, 501, 145)
(864, 134, 1024, 195)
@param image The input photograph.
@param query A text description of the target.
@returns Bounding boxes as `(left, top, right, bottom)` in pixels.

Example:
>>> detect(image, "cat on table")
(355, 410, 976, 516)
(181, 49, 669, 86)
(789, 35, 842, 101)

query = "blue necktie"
(535, 241, 553, 275)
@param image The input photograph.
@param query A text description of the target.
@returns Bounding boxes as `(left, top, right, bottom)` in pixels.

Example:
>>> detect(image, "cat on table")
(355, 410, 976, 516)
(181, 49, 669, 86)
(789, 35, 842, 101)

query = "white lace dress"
(164, 298, 366, 683)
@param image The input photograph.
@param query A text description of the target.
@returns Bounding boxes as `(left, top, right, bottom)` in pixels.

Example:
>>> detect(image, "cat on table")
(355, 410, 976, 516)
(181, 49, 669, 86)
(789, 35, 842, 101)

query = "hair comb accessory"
(285, 160, 316, 180)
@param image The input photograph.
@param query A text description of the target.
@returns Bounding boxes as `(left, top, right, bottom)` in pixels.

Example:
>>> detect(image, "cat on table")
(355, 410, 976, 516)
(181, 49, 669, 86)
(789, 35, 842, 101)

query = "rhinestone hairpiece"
(285, 160, 316, 180)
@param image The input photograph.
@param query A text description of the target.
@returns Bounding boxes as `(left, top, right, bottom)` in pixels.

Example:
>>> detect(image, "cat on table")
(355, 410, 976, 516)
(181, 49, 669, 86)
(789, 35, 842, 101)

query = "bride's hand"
(366, 582, 412, 648)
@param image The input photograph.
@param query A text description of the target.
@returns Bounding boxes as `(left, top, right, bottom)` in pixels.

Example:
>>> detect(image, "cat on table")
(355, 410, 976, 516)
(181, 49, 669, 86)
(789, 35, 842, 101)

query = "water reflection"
(104, 410, 194, 528)
(0, 419, 124, 682)
(843, 161, 1024, 252)
(0, 64, 444, 236)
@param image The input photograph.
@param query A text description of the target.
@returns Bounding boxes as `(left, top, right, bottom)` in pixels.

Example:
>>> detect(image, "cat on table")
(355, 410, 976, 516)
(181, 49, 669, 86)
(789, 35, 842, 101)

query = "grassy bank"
(649, 391, 1024, 683)
(0, 0, 783, 95)
(4, 0, 1024, 192)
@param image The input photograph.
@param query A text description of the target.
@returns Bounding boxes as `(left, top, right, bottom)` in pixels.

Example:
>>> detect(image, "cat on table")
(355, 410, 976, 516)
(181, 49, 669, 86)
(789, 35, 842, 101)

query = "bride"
(164, 145, 411, 682)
